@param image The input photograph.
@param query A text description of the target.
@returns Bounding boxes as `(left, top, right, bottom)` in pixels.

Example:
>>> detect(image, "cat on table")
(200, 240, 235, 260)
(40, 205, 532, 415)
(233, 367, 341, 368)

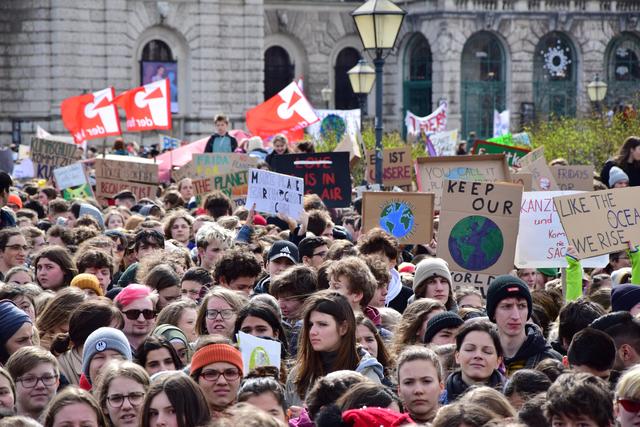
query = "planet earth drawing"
(379, 202, 415, 239)
(448, 215, 503, 271)
(320, 114, 347, 142)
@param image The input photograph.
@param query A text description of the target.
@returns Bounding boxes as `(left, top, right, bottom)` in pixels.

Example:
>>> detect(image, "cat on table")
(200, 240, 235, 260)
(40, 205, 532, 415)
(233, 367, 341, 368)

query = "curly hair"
(357, 227, 399, 260)
(213, 249, 262, 284)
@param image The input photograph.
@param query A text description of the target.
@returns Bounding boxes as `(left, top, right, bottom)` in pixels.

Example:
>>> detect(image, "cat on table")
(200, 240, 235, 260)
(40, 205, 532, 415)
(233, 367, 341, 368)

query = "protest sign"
(13, 160, 34, 180)
(365, 147, 412, 189)
(61, 184, 93, 200)
(171, 161, 193, 183)
(415, 154, 510, 210)
(550, 165, 594, 191)
(354, 183, 381, 199)
(553, 186, 640, 259)
(361, 192, 434, 245)
(516, 191, 608, 268)
(472, 140, 530, 167)
(429, 130, 458, 156)
(518, 146, 559, 191)
(451, 272, 496, 298)
(30, 137, 78, 179)
(94, 156, 159, 183)
(160, 134, 181, 150)
(237, 332, 281, 376)
(511, 172, 533, 191)
(246, 168, 304, 219)
(271, 152, 351, 208)
(192, 170, 249, 200)
(192, 153, 258, 178)
(53, 163, 87, 190)
(95, 178, 157, 200)
(405, 102, 447, 135)
(437, 180, 523, 276)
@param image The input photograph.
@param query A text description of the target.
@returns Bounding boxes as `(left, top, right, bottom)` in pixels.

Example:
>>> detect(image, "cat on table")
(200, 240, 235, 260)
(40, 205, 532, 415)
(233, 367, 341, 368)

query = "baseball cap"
(268, 240, 299, 264)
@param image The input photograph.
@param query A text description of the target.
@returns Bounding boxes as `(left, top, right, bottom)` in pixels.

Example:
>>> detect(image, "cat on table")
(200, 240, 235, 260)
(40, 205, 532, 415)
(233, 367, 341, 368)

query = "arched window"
(334, 48, 361, 110)
(264, 46, 294, 100)
(461, 32, 506, 139)
(403, 34, 433, 123)
(140, 40, 178, 113)
(533, 32, 577, 119)
(606, 33, 640, 106)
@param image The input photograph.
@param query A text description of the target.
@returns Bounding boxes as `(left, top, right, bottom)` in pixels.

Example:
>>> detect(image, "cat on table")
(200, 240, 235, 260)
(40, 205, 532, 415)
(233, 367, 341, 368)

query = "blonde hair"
(95, 361, 150, 414)
(460, 386, 516, 418)
(196, 287, 248, 335)
(616, 364, 640, 399)
(396, 345, 443, 382)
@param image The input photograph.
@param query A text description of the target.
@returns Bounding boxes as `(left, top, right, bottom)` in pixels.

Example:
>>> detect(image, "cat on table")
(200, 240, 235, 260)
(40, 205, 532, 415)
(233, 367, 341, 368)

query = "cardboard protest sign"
(553, 186, 640, 259)
(94, 155, 159, 201)
(511, 172, 533, 191)
(271, 152, 351, 208)
(53, 163, 87, 190)
(361, 192, 434, 244)
(237, 332, 281, 376)
(515, 191, 609, 268)
(192, 153, 258, 178)
(415, 154, 510, 211)
(437, 180, 523, 277)
(472, 140, 531, 167)
(246, 168, 304, 218)
(365, 147, 412, 189)
(518, 146, 559, 191)
(192, 170, 249, 200)
(95, 178, 157, 200)
(171, 161, 193, 183)
(550, 165, 594, 191)
(30, 137, 78, 179)
(429, 130, 458, 156)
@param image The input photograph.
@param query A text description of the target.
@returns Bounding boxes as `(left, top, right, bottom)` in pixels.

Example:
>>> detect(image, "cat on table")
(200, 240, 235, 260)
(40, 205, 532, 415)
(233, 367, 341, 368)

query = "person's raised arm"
(565, 245, 583, 301)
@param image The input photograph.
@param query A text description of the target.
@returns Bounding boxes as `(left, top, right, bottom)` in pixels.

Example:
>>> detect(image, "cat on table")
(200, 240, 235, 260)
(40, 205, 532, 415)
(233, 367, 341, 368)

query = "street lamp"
(351, 0, 406, 185)
(347, 59, 376, 128)
(587, 74, 608, 113)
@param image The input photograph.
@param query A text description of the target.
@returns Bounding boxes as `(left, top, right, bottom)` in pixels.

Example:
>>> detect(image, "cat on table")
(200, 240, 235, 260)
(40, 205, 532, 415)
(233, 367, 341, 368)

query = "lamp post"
(321, 87, 333, 109)
(587, 74, 608, 114)
(347, 59, 376, 130)
(351, 0, 406, 185)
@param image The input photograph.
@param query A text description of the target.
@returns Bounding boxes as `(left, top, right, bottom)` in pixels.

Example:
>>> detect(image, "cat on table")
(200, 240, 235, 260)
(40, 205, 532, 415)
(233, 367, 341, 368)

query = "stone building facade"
(1, 0, 639, 145)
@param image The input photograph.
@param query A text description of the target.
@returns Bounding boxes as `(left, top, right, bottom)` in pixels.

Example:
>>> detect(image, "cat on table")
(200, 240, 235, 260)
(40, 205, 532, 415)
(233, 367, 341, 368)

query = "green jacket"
(565, 255, 583, 302)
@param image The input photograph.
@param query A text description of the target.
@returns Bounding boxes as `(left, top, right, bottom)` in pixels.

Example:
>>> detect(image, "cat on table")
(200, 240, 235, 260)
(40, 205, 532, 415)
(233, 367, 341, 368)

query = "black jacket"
(204, 133, 237, 153)
(504, 324, 562, 376)
(443, 369, 505, 404)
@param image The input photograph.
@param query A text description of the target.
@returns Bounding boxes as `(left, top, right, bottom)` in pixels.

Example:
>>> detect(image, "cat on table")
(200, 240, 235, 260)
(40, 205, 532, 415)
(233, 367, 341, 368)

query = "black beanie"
(423, 311, 464, 343)
(486, 275, 532, 322)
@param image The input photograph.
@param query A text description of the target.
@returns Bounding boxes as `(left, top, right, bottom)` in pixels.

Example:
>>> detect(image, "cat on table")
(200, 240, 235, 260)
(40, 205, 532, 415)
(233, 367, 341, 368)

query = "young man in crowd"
(554, 298, 605, 355)
(254, 240, 299, 294)
(81, 327, 133, 390)
(565, 327, 616, 381)
(297, 236, 328, 270)
(327, 256, 376, 316)
(117, 229, 165, 287)
(195, 222, 234, 272)
(181, 266, 213, 303)
(545, 373, 614, 427)
(74, 248, 115, 293)
(6, 346, 60, 422)
(204, 114, 237, 153)
(113, 190, 137, 210)
(486, 275, 561, 375)
(591, 311, 640, 377)
(113, 285, 156, 355)
(213, 249, 262, 296)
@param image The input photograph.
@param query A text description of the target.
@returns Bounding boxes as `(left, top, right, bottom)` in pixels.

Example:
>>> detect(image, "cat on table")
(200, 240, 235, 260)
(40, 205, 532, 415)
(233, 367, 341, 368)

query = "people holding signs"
(246, 168, 304, 219)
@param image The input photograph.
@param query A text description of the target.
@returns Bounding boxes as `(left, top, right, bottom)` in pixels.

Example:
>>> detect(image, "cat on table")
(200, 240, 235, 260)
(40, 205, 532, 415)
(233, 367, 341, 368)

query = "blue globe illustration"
(448, 215, 504, 271)
(320, 114, 346, 142)
(379, 202, 415, 239)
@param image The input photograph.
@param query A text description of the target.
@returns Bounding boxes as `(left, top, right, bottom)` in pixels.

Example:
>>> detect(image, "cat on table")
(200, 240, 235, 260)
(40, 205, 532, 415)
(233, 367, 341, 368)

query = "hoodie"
(441, 370, 505, 404)
(504, 324, 561, 376)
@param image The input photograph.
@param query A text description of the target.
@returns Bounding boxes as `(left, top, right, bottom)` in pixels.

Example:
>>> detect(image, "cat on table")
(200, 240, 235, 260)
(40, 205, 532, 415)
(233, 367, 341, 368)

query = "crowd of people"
(0, 126, 639, 427)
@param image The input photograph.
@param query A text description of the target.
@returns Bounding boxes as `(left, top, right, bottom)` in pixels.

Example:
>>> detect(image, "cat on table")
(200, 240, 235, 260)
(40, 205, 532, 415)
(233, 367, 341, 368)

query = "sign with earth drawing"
(437, 179, 523, 276)
(361, 192, 434, 245)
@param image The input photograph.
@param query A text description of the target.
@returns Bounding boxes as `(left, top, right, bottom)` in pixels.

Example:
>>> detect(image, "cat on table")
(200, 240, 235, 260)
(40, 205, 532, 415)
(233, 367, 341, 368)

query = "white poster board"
(246, 168, 303, 219)
(237, 331, 282, 376)
(53, 163, 87, 190)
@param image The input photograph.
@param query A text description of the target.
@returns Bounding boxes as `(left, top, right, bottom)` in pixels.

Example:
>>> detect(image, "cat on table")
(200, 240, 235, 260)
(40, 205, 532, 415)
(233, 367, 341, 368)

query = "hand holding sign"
(246, 169, 304, 220)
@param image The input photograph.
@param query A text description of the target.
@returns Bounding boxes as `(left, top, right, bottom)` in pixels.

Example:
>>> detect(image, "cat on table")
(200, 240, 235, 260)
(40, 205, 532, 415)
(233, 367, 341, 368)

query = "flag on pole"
(61, 88, 121, 144)
(115, 79, 172, 131)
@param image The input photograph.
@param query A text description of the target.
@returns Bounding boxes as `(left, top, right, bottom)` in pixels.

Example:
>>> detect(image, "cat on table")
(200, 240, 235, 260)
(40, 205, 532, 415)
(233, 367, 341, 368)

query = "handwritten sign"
(437, 180, 523, 276)
(192, 153, 258, 178)
(192, 170, 249, 199)
(94, 156, 159, 183)
(172, 161, 193, 183)
(30, 137, 77, 179)
(511, 172, 533, 191)
(515, 191, 608, 268)
(518, 147, 559, 191)
(237, 331, 281, 376)
(550, 165, 593, 191)
(415, 154, 510, 211)
(361, 192, 434, 244)
(53, 163, 87, 190)
(365, 147, 412, 189)
(472, 140, 531, 167)
(553, 186, 640, 259)
(95, 178, 157, 200)
(429, 130, 458, 156)
(271, 152, 351, 208)
(451, 272, 496, 298)
(246, 169, 304, 218)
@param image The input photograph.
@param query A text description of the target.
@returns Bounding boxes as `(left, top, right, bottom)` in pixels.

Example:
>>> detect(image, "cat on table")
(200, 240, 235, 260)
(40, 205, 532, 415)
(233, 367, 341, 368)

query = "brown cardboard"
(553, 186, 640, 259)
(415, 154, 510, 210)
(192, 170, 249, 198)
(510, 172, 533, 191)
(450, 271, 496, 298)
(365, 146, 413, 188)
(550, 165, 594, 191)
(94, 156, 159, 183)
(361, 192, 434, 244)
(172, 161, 193, 183)
(437, 179, 523, 275)
(95, 178, 157, 200)
(192, 153, 258, 178)
(518, 146, 559, 191)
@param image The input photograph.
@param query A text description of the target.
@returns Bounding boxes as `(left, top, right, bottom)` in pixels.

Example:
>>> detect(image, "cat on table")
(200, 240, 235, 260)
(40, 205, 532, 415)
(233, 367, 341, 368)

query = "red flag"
(60, 88, 121, 144)
(246, 82, 318, 140)
(115, 79, 172, 131)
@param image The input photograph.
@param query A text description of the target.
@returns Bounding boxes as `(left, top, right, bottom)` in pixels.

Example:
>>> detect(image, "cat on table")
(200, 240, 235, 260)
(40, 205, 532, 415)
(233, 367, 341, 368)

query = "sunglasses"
(122, 309, 156, 320)
(618, 398, 640, 413)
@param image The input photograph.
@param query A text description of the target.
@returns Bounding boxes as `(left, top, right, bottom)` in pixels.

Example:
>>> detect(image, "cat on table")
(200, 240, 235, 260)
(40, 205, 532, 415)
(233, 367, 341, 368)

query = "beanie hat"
(485, 275, 532, 322)
(114, 284, 152, 308)
(423, 311, 464, 343)
(7, 194, 22, 209)
(79, 203, 105, 229)
(253, 214, 267, 226)
(536, 268, 559, 279)
(413, 258, 452, 293)
(0, 299, 32, 344)
(342, 407, 415, 427)
(612, 284, 640, 312)
(153, 324, 192, 362)
(190, 343, 243, 375)
(70, 273, 104, 297)
(609, 166, 629, 187)
(398, 262, 416, 274)
(82, 327, 133, 383)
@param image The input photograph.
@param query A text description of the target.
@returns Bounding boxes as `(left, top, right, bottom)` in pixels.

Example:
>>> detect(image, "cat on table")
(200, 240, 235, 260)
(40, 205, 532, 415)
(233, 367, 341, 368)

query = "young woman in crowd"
(156, 299, 198, 342)
(237, 377, 288, 425)
(96, 361, 150, 427)
(391, 298, 445, 354)
(163, 210, 194, 248)
(285, 290, 383, 407)
(152, 324, 192, 366)
(265, 134, 290, 167)
(0, 283, 38, 321)
(355, 314, 393, 386)
(33, 246, 78, 291)
(0, 300, 33, 365)
(36, 287, 86, 351)
(232, 300, 289, 352)
(104, 210, 126, 230)
(43, 386, 109, 427)
(396, 346, 444, 424)
(196, 287, 247, 339)
(143, 264, 182, 311)
(602, 136, 640, 187)
(0, 367, 15, 415)
(136, 335, 183, 376)
(4, 266, 35, 286)
(615, 364, 640, 427)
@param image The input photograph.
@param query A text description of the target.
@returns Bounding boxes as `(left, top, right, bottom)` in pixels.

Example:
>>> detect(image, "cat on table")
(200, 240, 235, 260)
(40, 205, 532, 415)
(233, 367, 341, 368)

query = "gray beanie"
(82, 327, 132, 383)
(609, 166, 629, 188)
(413, 257, 453, 293)
(79, 203, 105, 229)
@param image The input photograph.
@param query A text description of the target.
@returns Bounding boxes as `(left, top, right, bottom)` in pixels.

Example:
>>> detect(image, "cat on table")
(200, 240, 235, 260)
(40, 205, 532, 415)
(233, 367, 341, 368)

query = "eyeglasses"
(122, 309, 156, 320)
(5, 245, 29, 252)
(107, 392, 145, 408)
(17, 374, 58, 388)
(619, 398, 640, 413)
(312, 250, 328, 258)
(200, 368, 240, 382)
(206, 309, 235, 320)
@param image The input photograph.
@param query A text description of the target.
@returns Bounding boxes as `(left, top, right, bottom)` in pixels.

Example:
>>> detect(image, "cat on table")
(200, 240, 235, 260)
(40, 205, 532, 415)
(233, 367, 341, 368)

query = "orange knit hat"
(190, 343, 243, 375)
(70, 273, 104, 297)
